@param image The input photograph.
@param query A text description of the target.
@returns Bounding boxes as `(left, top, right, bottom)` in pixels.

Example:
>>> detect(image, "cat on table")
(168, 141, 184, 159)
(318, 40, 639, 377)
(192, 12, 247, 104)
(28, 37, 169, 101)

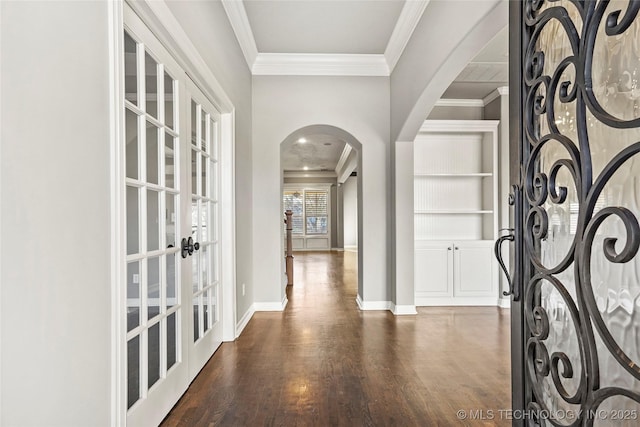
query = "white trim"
(108, 2, 126, 425)
(419, 119, 500, 133)
(482, 85, 509, 106)
(252, 53, 389, 76)
(0, 1, 3, 420)
(385, 0, 430, 72)
(235, 305, 255, 338)
(283, 171, 337, 179)
(334, 144, 352, 175)
(126, 0, 233, 112)
(221, 111, 237, 342)
(254, 296, 288, 312)
(356, 295, 391, 311)
(499, 298, 511, 309)
(283, 183, 332, 191)
(391, 303, 418, 315)
(344, 245, 358, 252)
(435, 99, 485, 108)
(415, 296, 502, 307)
(220, 0, 258, 69)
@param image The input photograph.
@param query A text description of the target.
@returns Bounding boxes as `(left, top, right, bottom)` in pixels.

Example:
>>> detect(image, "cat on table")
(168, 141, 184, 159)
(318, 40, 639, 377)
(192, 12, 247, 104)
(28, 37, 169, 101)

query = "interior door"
(123, 6, 223, 424)
(185, 81, 223, 381)
(123, 11, 189, 426)
(506, 1, 640, 425)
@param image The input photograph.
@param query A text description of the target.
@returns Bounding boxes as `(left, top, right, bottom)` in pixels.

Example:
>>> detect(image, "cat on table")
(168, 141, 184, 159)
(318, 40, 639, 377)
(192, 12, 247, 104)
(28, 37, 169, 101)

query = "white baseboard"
(498, 298, 511, 309)
(415, 296, 502, 307)
(356, 295, 391, 311)
(391, 303, 417, 315)
(331, 247, 344, 252)
(235, 305, 255, 338)
(254, 295, 288, 312)
(344, 245, 358, 252)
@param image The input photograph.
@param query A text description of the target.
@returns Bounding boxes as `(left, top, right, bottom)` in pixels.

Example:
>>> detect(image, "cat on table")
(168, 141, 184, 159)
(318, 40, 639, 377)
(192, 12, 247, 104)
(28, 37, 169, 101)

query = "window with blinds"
(304, 190, 328, 234)
(283, 191, 304, 234)
(283, 189, 329, 235)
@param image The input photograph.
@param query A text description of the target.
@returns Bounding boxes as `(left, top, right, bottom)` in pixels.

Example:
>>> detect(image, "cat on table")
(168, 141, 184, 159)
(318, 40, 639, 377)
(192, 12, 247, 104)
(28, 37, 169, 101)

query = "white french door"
(185, 83, 223, 381)
(122, 5, 223, 426)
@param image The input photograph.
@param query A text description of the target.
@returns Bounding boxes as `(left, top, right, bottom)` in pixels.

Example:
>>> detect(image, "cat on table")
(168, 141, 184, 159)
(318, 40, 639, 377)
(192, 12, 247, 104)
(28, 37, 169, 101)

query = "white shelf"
(414, 173, 492, 177)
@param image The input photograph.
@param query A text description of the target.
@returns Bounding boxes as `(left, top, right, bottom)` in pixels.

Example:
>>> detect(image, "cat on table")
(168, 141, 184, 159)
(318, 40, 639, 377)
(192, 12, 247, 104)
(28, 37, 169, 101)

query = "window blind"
(304, 190, 328, 234)
(283, 191, 304, 234)
(283, 189, 329, 235)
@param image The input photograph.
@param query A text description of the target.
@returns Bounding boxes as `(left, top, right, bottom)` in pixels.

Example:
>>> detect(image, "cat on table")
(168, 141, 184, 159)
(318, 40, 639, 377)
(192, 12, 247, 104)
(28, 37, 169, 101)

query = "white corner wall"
(1, 2, 112, 425)
(343, 176, 358, 249)
(252, 76, 390, 305)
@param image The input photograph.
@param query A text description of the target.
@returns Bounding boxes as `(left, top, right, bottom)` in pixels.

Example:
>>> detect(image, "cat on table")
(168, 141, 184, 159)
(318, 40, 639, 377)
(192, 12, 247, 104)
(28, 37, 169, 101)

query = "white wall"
(166, 0, 254, 324)
(1, 2, 112, 425)
(252, 76, 390, 305)
(343, 176, 358, 249)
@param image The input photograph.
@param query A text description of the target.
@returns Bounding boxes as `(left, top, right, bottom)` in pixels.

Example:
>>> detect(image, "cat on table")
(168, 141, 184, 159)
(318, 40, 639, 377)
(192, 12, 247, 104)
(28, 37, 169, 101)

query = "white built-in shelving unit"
(414, 120, 500, 306)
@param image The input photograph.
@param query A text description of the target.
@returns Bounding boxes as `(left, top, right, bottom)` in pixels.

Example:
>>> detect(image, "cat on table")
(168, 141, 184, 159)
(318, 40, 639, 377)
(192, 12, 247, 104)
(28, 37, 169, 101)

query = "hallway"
(161, 251, 511, 426)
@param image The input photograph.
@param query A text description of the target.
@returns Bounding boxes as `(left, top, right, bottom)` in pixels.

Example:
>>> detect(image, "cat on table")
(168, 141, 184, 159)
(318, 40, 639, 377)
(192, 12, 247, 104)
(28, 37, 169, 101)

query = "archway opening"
(279, 124, 364, 302)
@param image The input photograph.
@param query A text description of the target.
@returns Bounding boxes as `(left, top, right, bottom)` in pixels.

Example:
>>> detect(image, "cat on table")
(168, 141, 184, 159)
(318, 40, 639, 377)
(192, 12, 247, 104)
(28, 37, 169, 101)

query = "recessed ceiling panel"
(282, 134, 347, 172)
(244, 0, 405, 54)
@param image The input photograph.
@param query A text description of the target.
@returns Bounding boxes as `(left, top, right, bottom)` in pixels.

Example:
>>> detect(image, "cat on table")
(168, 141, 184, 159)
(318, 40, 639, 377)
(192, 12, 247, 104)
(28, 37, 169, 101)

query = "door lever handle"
(494, 229, 515, 297)
(181, 237, 200, 258)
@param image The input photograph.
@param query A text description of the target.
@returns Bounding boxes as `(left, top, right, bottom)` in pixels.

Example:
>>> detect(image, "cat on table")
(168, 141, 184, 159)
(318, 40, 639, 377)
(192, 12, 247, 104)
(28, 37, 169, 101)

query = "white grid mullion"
(137, 40, 149, 400)
(137, 42, 146, 114)
(140, 329, 149, 399)
(158, 63, 165, 126)
(160, 316, 167, 380)
(125, 101, 143, 116)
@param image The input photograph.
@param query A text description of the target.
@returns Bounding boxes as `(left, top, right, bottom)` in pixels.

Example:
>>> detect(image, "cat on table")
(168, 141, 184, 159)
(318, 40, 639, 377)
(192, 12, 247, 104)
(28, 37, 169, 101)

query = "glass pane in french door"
(124, 29, 181, 411)
(520, 1, 640, 424)
(190, 100, 220, 343)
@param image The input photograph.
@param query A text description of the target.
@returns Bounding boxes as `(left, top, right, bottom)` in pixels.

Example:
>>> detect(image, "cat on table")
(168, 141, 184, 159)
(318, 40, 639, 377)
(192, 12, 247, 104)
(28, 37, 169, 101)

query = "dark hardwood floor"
(161, 251, 511, 426)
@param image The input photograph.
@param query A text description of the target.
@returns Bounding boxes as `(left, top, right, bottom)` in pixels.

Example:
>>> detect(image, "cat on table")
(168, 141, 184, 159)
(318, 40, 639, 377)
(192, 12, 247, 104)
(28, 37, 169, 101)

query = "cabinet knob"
(448, 247, 452, 250)
(454, 247, 459, 250)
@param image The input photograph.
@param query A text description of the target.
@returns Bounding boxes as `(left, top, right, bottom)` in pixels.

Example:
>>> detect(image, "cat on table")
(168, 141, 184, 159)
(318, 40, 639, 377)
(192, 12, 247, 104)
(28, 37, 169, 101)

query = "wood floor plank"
(161, 251, 511, 426)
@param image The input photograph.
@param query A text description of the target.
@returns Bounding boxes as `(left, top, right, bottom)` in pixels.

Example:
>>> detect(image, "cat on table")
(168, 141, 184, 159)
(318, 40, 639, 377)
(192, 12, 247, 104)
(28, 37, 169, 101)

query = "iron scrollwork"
(522, 0, 640, 425)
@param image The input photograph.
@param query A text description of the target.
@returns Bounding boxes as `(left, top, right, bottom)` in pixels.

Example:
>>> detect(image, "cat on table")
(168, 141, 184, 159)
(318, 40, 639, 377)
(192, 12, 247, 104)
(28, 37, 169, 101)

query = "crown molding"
(435, 99, 485, 108)
(419, 119, 499, 133)
(221, 0, 258, 70)
(384, 0, 430, 72)
(283, 171, 338, 179)
(482, 86, 509, 106)
(335, 144, 353, 175)
(252, 53, 389, 76)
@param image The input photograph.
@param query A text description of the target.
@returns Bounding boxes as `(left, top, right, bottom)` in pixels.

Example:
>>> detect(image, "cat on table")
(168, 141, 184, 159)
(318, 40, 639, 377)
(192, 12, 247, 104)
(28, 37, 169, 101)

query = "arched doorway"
(279, 125, 364, 301)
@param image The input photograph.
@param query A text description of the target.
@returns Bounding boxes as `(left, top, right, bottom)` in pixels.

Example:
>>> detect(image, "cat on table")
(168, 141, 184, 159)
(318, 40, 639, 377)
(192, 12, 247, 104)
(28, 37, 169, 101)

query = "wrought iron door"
(508, 0, 640, 425)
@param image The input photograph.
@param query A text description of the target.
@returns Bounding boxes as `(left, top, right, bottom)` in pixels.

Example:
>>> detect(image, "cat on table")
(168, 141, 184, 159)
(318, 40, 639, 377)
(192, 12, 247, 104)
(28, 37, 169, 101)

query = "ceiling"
(281, 135, 347, 173)
(223, 1, 508, 171)
(244, 1, 404, 54)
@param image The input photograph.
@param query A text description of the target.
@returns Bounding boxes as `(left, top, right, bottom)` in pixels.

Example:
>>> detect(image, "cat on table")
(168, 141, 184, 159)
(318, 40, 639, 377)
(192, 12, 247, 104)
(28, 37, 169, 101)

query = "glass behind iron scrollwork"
(523, 0, 640, 425)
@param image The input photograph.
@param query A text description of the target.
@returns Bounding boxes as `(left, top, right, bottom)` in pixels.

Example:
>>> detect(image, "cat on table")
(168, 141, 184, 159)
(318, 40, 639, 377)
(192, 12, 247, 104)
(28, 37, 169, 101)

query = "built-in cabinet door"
(453, 241, 495, 298)
(415, 242, 454, 302)
(415, 240, 496, 305)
